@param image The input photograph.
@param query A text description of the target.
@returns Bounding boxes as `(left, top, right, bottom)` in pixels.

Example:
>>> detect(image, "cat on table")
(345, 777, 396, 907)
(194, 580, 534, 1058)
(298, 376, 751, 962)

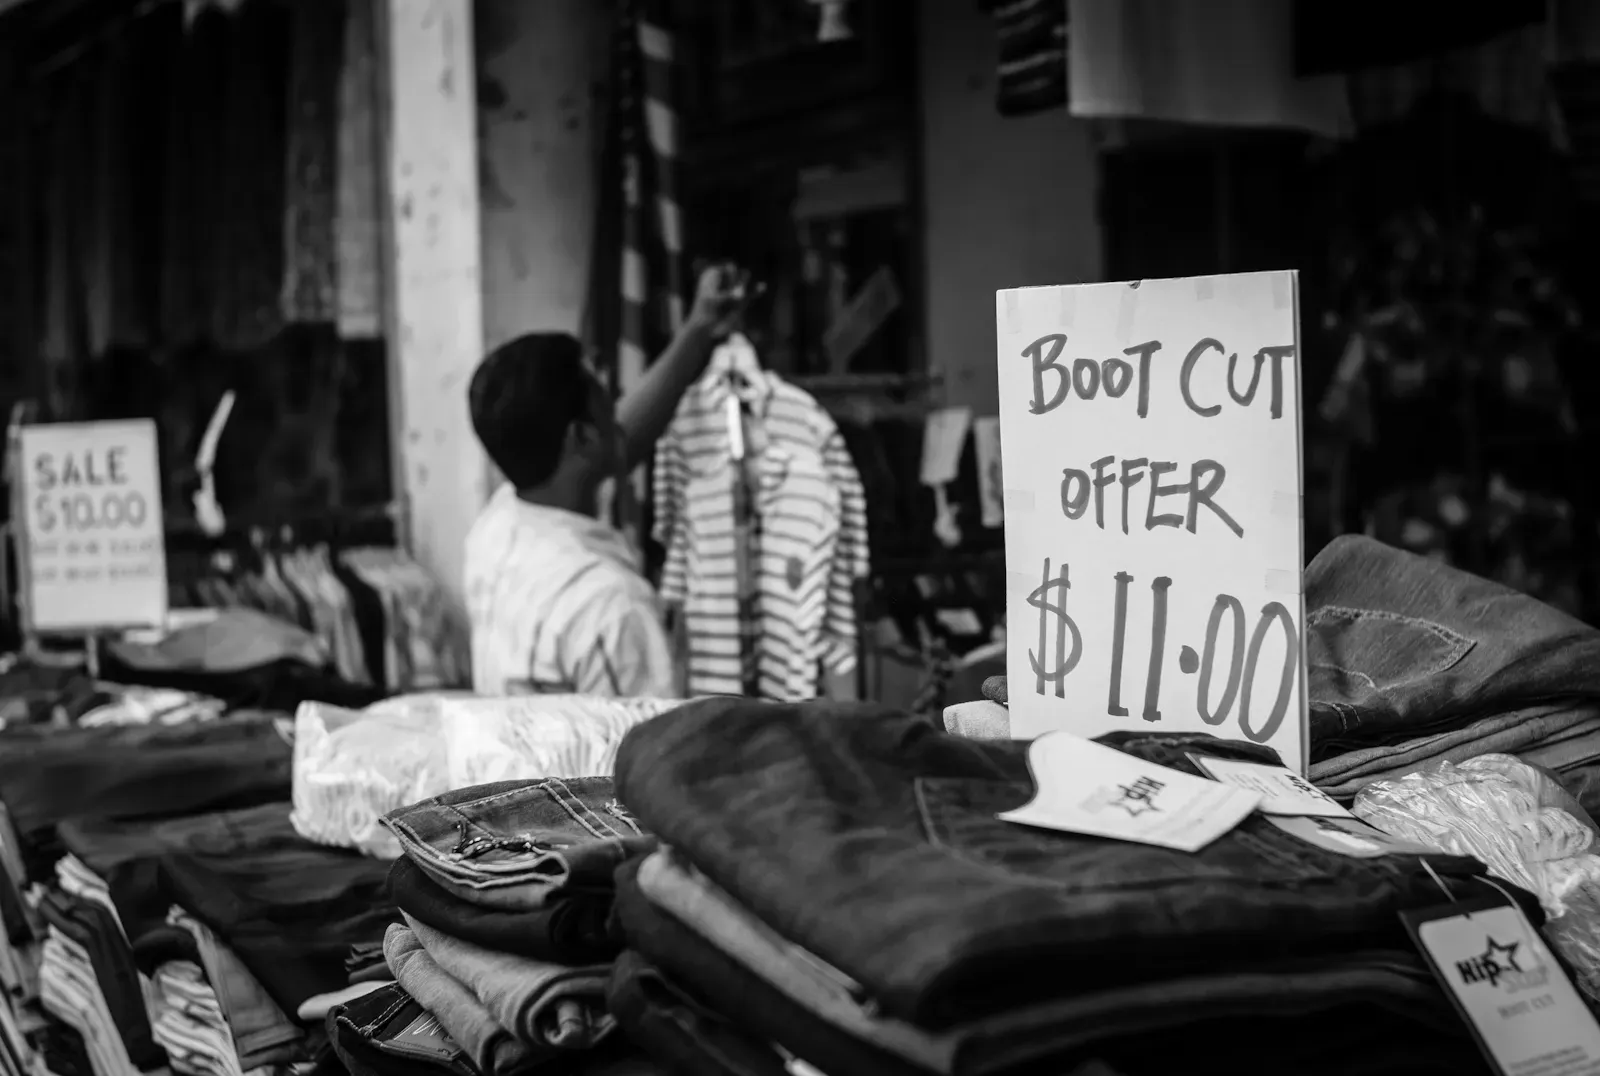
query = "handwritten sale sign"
(15, 419, 168, 634)
(995, 272, 1308, 772)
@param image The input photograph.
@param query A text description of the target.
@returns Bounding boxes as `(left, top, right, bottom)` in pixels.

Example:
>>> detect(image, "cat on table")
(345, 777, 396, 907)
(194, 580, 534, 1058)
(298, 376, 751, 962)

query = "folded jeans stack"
(1304, 536, 1600, 800)
(943, 536, 1600, 810)
(324, 778, 648, 1075)
(609, 697, 1539, 1075)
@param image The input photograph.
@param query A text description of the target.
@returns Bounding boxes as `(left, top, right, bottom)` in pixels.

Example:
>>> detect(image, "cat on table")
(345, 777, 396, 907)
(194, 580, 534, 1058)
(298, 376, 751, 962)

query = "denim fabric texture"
(0, 713, 291, 838)
(185, 909, 306, 1065)
(1304, 535, 1600, 759)
(402, 913, 614, 1051)
(389, 855, 616, 966)
(327, 981, 479, 1076)
(381, 778, 652, 911)
(606, 950, 788, 1076)
(613, 698, 1539, 1029)
(613, 856, 1487, 1076)
(384, 923, 532, 1075)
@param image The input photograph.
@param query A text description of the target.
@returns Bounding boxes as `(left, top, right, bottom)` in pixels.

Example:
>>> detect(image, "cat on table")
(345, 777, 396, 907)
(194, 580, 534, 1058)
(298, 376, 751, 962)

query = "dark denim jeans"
(381, 778, 653, 911)
(1304, 535, 1600, 760)
(61, 802, 394, 1014)
(613, 857, 1488, 1076)
(327, 982, 478, 1076)
(389, 856, 617, 966)
(613, 698, 1539, 1029)
(607, 950, 788, 1076)
(0, 712, 292, 839)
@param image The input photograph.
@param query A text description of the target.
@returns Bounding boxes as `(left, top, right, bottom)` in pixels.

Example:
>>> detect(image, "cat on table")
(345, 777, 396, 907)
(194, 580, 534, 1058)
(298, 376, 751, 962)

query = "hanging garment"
(335, 0, 384, 339)
(1295, 0, 1545, 76)
(1066, 0, 1351, 137)
(653, 361, 871, 701)
(988, 0, 1068, 117)
(281, 0, 342, 325)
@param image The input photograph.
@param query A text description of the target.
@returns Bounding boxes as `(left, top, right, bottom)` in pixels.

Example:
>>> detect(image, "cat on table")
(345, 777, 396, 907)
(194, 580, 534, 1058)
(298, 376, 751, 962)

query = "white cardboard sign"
(995, 273, 1308, 772)
(15, 420, 168, 634)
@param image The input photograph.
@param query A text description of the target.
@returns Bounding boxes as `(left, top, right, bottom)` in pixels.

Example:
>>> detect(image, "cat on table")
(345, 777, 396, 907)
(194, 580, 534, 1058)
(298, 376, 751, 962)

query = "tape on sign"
(1004, 488, 1036, 515)
(1270, 490, 1302, 519)
(1056, 285, 1077, 328)
(1115, 284, 1139, 340)
(1263, 568, 1301, 595)
(1271, 273, 1292, 311)
(1194, 277, 1215, 301)
(1003, 290, 1021, 334)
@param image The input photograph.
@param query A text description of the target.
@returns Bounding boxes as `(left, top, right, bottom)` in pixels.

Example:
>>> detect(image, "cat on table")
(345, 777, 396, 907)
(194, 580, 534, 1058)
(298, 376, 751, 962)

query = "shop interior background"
(0, 0, 1596, 708)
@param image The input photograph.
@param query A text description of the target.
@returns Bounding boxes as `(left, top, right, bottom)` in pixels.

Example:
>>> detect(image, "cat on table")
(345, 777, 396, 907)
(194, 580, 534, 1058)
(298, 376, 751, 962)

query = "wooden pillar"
(376, 0, 488, 612)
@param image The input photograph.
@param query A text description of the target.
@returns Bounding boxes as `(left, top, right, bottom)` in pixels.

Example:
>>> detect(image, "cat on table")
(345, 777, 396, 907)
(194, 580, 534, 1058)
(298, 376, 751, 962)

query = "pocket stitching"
(1307, 605, 1475, 688)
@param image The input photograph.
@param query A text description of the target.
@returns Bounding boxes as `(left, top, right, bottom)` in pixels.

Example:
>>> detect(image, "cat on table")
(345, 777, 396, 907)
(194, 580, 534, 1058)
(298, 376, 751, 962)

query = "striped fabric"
(614, 0, 685, 394)
(464, 486, 677, 701)
(653, 365, 871, 700)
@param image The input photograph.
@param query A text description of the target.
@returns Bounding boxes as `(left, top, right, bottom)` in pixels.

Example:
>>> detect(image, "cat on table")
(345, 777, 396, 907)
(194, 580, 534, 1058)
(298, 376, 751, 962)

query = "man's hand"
(687, 263, 758, 337)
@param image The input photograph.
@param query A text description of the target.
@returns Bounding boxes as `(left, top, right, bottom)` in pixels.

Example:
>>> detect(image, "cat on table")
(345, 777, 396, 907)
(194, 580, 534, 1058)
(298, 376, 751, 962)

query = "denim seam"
(545, 781, 622, 841)
(356, 994, 411, 1037)
(1310, 662, 1378, 690)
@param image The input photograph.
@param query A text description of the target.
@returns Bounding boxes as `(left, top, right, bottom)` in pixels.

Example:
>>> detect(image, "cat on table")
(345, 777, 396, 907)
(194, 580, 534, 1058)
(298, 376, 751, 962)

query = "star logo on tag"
(1458, 938, 1522, 989)
(1109, 776, 1164, 817)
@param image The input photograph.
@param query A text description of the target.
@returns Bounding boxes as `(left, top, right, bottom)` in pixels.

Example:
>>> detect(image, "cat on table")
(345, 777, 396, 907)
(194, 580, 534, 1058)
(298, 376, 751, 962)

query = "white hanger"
(706, 333, 770, 399)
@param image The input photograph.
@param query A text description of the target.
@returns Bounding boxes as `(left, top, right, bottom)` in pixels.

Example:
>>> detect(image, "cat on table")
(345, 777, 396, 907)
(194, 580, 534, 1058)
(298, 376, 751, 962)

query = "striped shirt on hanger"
(652, 366, 870, 700)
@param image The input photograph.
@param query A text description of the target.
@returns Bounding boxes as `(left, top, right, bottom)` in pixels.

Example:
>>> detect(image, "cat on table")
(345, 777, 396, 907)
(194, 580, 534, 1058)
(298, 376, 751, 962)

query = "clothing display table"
(0, 533, 1595, 1076)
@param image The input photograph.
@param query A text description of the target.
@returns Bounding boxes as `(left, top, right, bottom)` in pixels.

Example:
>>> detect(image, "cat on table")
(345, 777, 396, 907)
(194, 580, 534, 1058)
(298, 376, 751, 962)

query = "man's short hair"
(468, 332, 590, 490)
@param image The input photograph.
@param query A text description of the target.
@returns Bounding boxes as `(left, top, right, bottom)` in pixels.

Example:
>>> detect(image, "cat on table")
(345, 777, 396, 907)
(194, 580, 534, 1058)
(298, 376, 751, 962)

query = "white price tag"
(1188, 754, 1351, 818)
(1402, 895, 1600, 1076)
(1000, 732, 1261, 853)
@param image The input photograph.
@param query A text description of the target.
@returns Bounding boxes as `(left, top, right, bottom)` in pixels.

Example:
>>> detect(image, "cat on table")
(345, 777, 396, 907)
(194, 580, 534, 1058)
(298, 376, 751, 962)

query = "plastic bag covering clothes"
(1354, 753, 1600, 1001)
(291, 693, 469, 859)
(439, 694, 681, 790)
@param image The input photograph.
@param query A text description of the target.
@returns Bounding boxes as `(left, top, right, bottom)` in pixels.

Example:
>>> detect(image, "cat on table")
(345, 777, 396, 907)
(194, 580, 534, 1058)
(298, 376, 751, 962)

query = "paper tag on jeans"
(386, 1010, 467, 1064)
(1000, 732, 1261, 853)
(1267, 815, 1435, 858)
(1188, 755, 1352, 818)
(1401, 894, 1600, 1076)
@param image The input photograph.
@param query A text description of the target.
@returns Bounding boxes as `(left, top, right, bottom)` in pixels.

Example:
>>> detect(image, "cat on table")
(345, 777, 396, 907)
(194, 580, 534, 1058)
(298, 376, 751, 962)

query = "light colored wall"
(475, 0, 609, 350)
(380, 0, 487, 613)
(918, 0, 1102, 415)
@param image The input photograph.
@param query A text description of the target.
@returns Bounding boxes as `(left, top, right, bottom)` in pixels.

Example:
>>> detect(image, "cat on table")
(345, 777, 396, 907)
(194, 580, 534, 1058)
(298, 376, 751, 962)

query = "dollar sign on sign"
(1028, 558, 1082, 697)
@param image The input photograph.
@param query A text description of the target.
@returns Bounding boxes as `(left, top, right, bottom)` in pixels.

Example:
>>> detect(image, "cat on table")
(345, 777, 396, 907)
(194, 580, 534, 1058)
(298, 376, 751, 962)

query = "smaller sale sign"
(15, 419, 168, 634)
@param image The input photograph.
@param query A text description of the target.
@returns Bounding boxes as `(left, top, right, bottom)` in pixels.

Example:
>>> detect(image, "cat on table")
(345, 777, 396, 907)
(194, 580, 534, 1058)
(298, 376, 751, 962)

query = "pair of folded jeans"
(614, 855, 1487, 1076)
(384, 923, 534, 1075)
(381, 778, 652, 912)
(389, 856, 616, 966)
(612, 698, 1538, 1028)
(1304, 535, 1600, 759)
(401, 914, 613, 1050)
(327, 981, 478, 1076)
(1312, 706, 1600, 798)
(606, 950, 788, 1076)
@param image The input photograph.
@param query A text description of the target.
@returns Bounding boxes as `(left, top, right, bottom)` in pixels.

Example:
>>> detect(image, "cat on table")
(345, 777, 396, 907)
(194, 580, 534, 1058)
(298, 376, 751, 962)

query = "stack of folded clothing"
(44, 801, 397, 1076)
(606, 697, 1538, 1075)
(323, 778, 650, 1076)
(941, 536, 1600, 813)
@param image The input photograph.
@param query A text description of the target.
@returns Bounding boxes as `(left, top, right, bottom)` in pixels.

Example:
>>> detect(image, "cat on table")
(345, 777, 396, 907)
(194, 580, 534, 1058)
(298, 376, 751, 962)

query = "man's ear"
(564, 419, 600, 458)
